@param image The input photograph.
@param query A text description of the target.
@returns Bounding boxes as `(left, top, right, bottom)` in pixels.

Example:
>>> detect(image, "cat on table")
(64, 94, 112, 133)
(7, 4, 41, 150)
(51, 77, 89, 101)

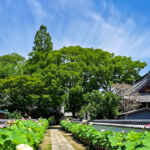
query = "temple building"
(114, 72, 150, 119)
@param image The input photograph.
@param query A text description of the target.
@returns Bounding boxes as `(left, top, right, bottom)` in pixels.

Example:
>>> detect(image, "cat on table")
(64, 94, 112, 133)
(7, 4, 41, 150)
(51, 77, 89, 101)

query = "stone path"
(50, 127, 75, 150)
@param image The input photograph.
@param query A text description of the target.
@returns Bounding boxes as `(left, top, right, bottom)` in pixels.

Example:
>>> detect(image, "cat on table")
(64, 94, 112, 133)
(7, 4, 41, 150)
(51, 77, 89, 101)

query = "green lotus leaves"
(61, 120, 150, 150)
(0, 119, 48, 150)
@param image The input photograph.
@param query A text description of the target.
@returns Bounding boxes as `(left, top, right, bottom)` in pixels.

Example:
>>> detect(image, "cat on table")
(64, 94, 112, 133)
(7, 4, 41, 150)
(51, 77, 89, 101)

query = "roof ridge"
(126, 72, 150, 95)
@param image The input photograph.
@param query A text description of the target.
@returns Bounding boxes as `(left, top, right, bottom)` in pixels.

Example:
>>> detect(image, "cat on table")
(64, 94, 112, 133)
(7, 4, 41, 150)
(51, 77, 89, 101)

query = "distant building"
(112, 83, 140, 113)
(119, 108, 150, 119)
(116, 72, 150, 119)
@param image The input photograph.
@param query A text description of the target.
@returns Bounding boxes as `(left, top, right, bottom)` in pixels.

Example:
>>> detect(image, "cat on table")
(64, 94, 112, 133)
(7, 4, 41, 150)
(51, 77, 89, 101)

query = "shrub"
(6, 110, 22, 119)
(48, 116, 56, 125)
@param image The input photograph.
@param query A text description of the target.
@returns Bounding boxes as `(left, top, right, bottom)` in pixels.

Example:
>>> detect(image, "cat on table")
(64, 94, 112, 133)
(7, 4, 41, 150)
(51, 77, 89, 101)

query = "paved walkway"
(50, 127, 75, 150)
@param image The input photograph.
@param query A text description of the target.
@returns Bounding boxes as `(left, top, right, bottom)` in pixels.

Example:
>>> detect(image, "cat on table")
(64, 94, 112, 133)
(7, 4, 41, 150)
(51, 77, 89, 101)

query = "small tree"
(80, 90, 120, 119)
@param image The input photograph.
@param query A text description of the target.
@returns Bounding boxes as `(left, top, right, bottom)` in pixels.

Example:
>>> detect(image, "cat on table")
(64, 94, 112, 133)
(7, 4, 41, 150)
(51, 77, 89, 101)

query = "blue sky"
(0, 0, 150, 74)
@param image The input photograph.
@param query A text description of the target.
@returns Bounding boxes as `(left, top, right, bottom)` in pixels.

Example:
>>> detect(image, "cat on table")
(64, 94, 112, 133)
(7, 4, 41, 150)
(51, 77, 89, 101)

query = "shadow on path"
(49, 125, 61, 130)
(50, 125, 75, 150)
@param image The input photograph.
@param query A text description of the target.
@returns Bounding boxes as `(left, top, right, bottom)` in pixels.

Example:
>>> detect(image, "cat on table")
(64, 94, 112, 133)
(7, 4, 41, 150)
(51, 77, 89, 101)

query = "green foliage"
(65, 85, 84, 117)
(0, 53, 25, 78)
(44, 46, 146, 117)
(0, 74, 65, 118)
(0, 119, 48, 150)
(6, 111, 22, 119)
(102, 92, 121, 118)
(112, 56, 146, 84)
(32, 25, 53, 53)
(79, 90, 120, 119)
(0, 25, 147, 119)
(0, 75, 49, 118)
(48, 116, 56, 125)
(60, 120, 150, 150)
(26, 25, 53, 74)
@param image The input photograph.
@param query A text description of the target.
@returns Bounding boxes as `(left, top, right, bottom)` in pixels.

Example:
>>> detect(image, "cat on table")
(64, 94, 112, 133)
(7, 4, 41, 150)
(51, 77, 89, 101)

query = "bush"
(48, 116, 56, 125)
(82, 91, 120, 119)
(6, 111, 22, 119)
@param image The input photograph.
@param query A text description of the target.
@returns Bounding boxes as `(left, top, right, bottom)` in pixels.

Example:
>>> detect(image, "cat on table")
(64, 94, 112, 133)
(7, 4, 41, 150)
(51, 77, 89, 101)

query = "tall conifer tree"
(33, 25, 53, 53)
(26, 25, 53, 73)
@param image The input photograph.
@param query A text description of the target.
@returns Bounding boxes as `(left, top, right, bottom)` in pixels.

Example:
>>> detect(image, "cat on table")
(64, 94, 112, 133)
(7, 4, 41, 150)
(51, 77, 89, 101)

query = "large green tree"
(0, 25, 147, 119)
(0, 74, 65, 118)
(45, 46, 146, 117)
(0, 75, 44, 117)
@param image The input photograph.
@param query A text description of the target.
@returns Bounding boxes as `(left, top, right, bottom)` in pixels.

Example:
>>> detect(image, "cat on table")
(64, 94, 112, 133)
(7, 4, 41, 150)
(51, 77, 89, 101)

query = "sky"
(0, 0, 150, 74)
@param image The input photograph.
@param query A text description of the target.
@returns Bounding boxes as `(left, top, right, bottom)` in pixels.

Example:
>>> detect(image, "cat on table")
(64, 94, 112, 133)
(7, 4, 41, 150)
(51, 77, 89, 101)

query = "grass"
(39, 129, 52, 150)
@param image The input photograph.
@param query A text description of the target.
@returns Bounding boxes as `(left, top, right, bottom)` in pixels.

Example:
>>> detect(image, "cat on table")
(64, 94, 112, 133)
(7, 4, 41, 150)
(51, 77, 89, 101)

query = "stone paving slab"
(51, 128, 75, 150)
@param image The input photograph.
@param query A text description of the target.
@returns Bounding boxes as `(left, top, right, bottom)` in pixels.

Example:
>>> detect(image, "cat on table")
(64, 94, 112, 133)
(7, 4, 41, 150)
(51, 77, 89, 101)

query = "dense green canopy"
(0, 25, 147, 118)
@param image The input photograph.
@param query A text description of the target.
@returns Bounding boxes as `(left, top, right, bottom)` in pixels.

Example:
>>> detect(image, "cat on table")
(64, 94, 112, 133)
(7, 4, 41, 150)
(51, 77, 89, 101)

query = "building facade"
(119, 72, 150, 119)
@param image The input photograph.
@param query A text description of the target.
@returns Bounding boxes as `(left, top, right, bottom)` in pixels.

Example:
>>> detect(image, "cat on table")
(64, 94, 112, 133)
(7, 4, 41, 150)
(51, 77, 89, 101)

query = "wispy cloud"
(27, 0, 47, 19)
(0, 0, 150, 71)
(91, 2, 150, 60)
(52, 0, 150, 61)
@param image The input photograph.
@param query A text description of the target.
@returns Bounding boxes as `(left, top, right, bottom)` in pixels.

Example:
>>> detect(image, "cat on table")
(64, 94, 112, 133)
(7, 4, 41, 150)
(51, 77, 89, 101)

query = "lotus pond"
(61, 120, 150, 150)
(94, 124, 146, 133)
